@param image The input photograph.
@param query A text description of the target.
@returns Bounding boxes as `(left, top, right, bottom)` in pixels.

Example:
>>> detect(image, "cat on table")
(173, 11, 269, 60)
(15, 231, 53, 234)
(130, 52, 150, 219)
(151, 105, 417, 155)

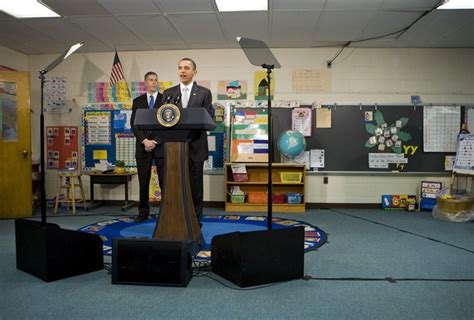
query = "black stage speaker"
(15, 219, 104, 282)
(112, 238, 193, 287)
(211, 227, 305, 287)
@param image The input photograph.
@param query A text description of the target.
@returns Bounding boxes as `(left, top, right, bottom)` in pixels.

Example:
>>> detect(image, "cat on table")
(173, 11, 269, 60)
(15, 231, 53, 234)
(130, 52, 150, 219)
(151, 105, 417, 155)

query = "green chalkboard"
(271, 105, 463, 172)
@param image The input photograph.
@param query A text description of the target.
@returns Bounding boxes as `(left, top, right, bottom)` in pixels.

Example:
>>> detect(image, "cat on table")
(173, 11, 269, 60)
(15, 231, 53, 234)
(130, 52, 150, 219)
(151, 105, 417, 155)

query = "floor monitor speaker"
(211, 227, 305, 287)
(15, 219, 104, 282)
(112, 238, 193, 287)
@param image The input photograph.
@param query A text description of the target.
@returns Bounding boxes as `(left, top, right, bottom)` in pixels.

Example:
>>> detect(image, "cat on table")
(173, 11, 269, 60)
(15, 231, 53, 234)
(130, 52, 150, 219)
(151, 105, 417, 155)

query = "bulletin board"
(46, 126, 79, 169)
(270, 105, 465, 172)
(81, 105, 135, 169)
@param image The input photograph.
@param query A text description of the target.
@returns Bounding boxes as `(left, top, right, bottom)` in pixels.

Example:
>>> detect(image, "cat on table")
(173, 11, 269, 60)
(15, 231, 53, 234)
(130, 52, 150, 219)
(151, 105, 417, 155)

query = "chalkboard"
(271, 105, 464, 172)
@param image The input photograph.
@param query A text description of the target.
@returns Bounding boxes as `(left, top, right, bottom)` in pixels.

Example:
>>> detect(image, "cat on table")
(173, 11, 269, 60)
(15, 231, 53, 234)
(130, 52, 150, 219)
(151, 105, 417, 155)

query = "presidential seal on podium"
(156, 103, 181, 127)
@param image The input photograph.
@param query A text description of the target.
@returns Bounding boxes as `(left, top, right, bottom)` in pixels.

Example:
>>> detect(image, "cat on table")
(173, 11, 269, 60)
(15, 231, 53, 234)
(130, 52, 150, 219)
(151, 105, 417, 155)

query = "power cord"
(327, 0, 445, 67)
(303, 275, 474, 283)
(327, 208, 474, 255)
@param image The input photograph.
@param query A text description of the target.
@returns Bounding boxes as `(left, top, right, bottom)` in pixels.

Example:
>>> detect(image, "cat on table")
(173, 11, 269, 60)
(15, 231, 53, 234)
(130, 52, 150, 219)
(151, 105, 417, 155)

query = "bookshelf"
(225, 163, 306, 213)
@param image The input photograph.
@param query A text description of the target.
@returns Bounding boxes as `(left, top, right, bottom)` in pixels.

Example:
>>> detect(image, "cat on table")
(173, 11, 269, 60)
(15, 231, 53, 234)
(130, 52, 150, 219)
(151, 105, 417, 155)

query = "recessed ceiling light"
(437, 0, 474, 9)
(1, 0, 60, 18)
(215, 0, 267, 12)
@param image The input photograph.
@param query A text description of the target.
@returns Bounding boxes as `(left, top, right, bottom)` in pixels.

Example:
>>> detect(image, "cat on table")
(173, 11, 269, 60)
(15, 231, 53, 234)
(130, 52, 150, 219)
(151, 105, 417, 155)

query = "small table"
(85, 172, 137, 211)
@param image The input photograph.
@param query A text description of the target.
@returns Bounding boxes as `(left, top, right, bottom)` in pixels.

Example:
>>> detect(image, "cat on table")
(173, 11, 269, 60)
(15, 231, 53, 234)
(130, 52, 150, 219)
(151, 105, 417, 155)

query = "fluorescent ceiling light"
(215, 0, 267, 12)
(1, 0, 60, 18)
(437, 0, 474, 9)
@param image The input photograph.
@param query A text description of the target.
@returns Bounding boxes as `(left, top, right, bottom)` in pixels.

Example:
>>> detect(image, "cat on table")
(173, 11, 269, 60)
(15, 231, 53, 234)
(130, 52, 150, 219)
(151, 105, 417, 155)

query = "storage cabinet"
(225, 163, 306, 213)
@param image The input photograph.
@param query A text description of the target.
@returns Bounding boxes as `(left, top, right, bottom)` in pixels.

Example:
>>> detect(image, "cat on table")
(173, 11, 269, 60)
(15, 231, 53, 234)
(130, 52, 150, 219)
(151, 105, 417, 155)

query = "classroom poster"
(46, 126, 79, 169)
(254, 71, 275, 101)
(44, 76, 67, 113)
(453, 134, 474, 174)
(292, 107, 312, 136)
(217, 80, 247, 100)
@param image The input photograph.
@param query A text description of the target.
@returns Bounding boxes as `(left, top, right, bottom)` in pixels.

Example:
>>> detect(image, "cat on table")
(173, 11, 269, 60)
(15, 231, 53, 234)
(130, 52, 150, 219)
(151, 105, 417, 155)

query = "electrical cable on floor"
(303, 275, 474, 283)
(203, 273, 299, 291)
(328, 208, 474, 255)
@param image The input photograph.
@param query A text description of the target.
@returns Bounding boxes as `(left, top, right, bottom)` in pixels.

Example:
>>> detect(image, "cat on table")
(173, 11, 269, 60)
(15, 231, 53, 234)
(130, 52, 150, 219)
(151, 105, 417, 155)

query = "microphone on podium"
(174, 94, 181, 105)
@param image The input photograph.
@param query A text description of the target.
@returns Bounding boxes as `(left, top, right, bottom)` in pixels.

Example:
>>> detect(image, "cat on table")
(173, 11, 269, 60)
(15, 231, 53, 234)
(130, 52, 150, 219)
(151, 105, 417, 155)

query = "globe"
(277, 130, 306, 159)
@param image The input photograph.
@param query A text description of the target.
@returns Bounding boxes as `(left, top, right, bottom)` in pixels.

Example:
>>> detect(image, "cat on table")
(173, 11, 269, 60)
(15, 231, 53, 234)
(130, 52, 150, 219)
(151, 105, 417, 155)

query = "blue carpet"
(78, 214, 327, 260)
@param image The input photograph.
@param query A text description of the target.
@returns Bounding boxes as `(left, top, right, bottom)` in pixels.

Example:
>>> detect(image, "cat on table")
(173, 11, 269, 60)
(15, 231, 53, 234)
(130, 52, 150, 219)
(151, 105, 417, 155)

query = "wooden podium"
(134, 107, 215, 243)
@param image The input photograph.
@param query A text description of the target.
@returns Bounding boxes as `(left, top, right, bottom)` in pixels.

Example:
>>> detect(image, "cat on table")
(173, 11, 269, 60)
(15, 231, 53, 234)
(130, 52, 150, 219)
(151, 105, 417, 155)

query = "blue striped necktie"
(149, 95, 154, 109)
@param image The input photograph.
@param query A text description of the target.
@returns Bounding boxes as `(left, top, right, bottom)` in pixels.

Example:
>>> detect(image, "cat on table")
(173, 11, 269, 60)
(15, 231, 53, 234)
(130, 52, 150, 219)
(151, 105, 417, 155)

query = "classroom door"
(0, 71, 32, 218)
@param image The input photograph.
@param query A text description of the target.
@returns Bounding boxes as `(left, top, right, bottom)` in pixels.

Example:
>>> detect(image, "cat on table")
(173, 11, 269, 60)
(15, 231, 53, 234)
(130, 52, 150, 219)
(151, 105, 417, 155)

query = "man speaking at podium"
(162, 58, 212, 222)
(131, 71, 164, 223)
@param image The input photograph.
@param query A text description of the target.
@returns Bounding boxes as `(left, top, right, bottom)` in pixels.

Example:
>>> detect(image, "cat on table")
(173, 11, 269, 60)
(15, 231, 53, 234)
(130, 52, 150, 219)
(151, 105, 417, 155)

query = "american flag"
(110, 51, 126, 86)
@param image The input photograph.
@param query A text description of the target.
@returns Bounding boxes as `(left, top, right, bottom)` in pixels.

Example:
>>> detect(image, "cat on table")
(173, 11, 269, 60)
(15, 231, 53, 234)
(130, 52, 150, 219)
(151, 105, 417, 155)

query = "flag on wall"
(109, 51, 131, 99)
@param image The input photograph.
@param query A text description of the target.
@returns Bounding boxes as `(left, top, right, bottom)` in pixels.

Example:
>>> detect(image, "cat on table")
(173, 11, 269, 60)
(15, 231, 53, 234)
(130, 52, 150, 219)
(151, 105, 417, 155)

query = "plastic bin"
(248, 192, 268, 204)
(287, 193, 303, 204)
(272, 194, 286, 204)
(229, 193, 246, 203)
(232, 173, 248, 182)
(280, 172, 303, 183)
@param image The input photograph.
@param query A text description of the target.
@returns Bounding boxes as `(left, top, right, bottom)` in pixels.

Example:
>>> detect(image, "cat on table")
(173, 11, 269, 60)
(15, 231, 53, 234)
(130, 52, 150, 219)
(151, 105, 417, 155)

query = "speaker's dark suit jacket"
(130, 92, 164, 215)
(161, 83, 213, 162)
(161, 82, 212, 220)
(130, 92, 164, 159)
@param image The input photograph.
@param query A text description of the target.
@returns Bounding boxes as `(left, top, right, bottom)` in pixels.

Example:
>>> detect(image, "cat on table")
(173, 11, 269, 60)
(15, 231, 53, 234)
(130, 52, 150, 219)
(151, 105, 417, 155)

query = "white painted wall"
(0, 45, 27, 71)
(4, 47, 473, 204)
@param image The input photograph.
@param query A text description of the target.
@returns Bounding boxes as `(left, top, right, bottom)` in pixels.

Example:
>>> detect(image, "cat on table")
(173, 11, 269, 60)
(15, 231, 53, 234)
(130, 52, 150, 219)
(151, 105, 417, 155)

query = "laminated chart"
(423, 106, 461, 152)
(116, 133, 136, 167)
(85, 112, 111, 145)
(130, 81, 174, 99)
(231, 109, 268, 162)
(88, 82, 131, 103)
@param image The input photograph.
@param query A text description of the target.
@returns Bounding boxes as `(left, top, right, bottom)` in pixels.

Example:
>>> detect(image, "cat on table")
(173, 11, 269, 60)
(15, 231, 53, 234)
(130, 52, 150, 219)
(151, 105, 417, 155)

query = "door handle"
(22, 150, 29, 157)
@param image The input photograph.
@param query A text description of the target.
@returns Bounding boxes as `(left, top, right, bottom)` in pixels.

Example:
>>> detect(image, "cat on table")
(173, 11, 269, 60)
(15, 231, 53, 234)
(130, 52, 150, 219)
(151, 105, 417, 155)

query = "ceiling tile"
(167, 13, 226, 42)
(315, 11, 374, 41)
(401, 10, 474, 42)
(117, 15, 184, 44)
(362, 11, 422, 36)
(42, 0, 110, 16)
(271, 11, 320, 42)
(97, 0, 162, 15)
(0, 12, 15, 20)
(21, 18, 112, 51)
(187, 41, 230, 49)
(271, 0, 326, 11)
(0, 35, 41, 54)
(381, 0, 439, 11)
(325, 0, 384, 11)
(220, 12, 268, 42)
(150, 42, 189, 50)
(0, 20, 65, 52)
(67, 16, 145, 45)
(156, 0, 215, 13)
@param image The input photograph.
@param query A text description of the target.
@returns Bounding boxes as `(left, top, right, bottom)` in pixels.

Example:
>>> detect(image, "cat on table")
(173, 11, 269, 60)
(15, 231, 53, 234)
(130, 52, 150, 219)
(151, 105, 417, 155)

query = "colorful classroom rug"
(78, 214, 327, 260)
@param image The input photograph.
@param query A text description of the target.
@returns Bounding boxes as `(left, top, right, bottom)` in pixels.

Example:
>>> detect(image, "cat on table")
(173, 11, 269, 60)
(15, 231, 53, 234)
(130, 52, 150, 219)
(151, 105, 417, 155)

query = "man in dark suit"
(130, 71, 164, 223)
(161, 58, 212, 221)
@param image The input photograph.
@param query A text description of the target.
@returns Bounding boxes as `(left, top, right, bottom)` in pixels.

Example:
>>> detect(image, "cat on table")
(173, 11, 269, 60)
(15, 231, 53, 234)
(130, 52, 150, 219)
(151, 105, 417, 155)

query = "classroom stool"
(54, 171, 87, 214)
